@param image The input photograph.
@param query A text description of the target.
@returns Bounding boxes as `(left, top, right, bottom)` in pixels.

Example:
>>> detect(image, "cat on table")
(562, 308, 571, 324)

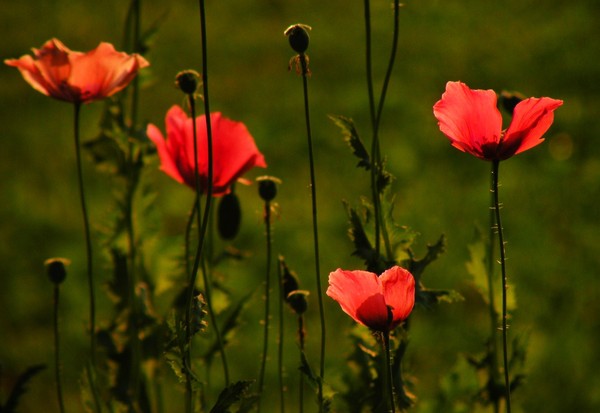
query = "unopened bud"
(287, 290, 309, 315)
(44, 258, 71, 285)
(257, 176, 281, 202)
(500, 90, 526, 115)
(176, 70, 201, 95)
(218, 192, 242, 240)
(284, 24, 311, 54)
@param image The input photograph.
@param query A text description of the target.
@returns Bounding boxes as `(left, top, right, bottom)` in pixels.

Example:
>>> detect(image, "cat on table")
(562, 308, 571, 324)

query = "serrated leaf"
(209, 380, 254, 413)
(329, 114, 371, 170)
(344, 201, 385, 273)
(1, 364, 46, 413)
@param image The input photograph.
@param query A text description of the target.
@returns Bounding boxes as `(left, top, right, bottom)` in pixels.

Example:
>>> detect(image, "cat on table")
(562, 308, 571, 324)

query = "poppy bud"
(218, 192, 242, 240)
(499, 90, 526, 115)
(284, 24, 311, 54)
(44, 257, 71, 285)
(257, 176, 281, 202)
(287, 290, 309, 315)
(280, 258, 300, 298)
(176, 70, 200, 95)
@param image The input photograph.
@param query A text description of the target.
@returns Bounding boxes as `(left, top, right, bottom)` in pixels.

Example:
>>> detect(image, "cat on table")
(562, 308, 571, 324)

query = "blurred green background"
(1, 0, 599, 412)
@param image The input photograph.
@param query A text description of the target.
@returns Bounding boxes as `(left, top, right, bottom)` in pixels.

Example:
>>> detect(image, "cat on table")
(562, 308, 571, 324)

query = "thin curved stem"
(257, 201, 273, 411)
(491, 160, 511, 413)
(487, 164, 500, 413)
(73, 103, 102, 413)
(299, 53, 326, 412)
(73, 103, 96, 363)
(277, 257, 285, 413)
(53, 284, 66, 413)
(363, 0, 381, 258)
(383, 331, 396, 413)
(298, 315, 305, 413)
(364, 0, 401, 263)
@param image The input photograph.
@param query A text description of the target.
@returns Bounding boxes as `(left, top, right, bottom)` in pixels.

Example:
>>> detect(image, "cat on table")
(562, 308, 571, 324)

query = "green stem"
(53, 284, 66, 413)
(299, 53, 326, 412)
(277, 258, 285, 413)
(364, 0, 401, 264)
(298, 315, 305, 413)
(73, 103, 102, 413)
(363, 0, 382, 259)
(383, 331, 396, 413)
(491, 160, 511, 413)
(487, 164, 500, 413)
(74, 103, 95, 363)
(257, 201, 273, 411)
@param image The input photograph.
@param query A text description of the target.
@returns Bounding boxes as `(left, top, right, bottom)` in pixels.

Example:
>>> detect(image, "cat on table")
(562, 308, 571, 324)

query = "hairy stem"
(491, 160, 511, 413)
(299, 53, 326, 411)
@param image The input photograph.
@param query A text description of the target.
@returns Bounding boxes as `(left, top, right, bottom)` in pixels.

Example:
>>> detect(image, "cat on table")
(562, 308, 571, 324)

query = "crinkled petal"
(433, 81, 503, 160)
(501, 97, 563, 159)
(5, 38, 148, 104)
(380, 266, 415, 329)
(68, 42, 149, 103)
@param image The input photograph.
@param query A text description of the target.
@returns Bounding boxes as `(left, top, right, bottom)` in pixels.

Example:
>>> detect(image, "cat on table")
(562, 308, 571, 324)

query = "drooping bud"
(287, 290, 309, 315)
(44, 257, 71, 285)
(257, 176, 281, 202)
(175, 70, 201, 95)
(280, 257, 299, 298)
(284, 24, 311, 54)
(499, 90, 526, 115)
(218, 192, 242, 240)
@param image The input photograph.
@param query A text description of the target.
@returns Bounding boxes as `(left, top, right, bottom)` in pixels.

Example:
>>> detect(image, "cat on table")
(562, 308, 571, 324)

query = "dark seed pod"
(218, 192, 242, 240)
(284, 24, 311, 54)
(44, 258, 70, 285)
(175, 70, 200, 95)
(257, 176, 281, 202)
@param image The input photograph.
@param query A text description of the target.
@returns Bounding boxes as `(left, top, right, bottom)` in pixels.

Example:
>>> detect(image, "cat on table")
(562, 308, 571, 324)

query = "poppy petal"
(380, 266, 415, 329)
(433, 81, 503, 160)
(501, 97, 564, 159)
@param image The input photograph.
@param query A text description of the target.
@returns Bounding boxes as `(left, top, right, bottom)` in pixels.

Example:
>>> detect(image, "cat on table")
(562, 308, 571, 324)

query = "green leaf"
(329, 115, 371, 170)
(1, 364, 46, 413)
(209, 380, 254, 413)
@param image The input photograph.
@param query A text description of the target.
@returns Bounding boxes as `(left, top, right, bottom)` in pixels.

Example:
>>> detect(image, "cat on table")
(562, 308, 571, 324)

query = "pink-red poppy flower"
(433, 81, 563, 161)
(327, 266, 415, 332)
(5, 38, 149, 104)
(147, 105, 267, 196)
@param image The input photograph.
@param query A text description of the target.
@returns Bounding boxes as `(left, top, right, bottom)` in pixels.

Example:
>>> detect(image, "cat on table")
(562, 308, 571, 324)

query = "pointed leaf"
(209, 380, 254, 413)
(329, 115, 371, 170)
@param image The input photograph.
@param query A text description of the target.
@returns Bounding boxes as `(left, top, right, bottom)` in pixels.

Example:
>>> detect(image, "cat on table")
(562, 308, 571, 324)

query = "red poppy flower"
(147, 105, 267, 196)
(433, 81, 563, 161)
(5, 38, 149, 104)
(327, 266, 415, 332)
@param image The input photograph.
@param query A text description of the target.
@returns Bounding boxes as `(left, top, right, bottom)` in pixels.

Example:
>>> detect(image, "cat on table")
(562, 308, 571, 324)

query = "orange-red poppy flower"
(433, 81, 563, 161)
(327, 266, 415, 332)
(5, 38, 149, 104)
(147, 105, 267, 196)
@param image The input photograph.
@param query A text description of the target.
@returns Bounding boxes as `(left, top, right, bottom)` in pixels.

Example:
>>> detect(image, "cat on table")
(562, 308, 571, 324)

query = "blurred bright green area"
(1, 0, 599, 412)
